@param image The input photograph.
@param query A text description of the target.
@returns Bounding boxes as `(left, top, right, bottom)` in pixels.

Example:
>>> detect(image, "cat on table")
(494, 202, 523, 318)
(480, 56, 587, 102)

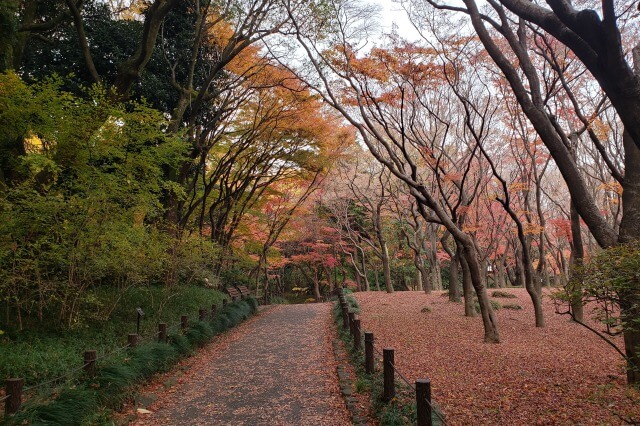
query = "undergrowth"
(0, 285, 227, 386)
(3, 297, 258, 425)
(333, 296, 445, 425)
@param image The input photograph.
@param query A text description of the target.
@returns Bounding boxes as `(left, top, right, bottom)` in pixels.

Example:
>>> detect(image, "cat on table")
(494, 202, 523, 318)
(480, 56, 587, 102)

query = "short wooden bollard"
(353, 317, 361, 350)
(5, 378, 23, 416)
(199, 308, 207, 321)
(84, 350, 97, 377)
(341, 304, 349, 329)
(383, 348, 395, 402)
(416, 379, 432, 426)
(158, 323, 167, 342)
(222, 299, 228, 307)
(211, 304, 217, 317)
(128, 333, 138, 348)
(364, 332, 374, 374)
(181, 315, 188, 330)
(348, 311, 356, 337)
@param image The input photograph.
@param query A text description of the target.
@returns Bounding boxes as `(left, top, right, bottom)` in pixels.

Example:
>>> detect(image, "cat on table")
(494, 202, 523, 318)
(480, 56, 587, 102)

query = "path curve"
(133, 303, 351, 425)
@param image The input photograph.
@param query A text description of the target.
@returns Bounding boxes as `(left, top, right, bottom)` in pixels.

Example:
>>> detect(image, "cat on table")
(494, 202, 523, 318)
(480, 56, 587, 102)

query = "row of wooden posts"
(3, 299, 233, 416)
(337, 289, 435, 426)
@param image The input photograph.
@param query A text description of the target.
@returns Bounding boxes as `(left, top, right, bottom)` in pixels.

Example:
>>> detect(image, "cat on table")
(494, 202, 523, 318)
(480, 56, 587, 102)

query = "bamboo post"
(365, 332, 374, 374)
(5, 378, 23, 416)
(84, 350, 97, 377)
(158, 323, 167, 343)
(416, 379, 432, 426)
(383, 348, 395, 402)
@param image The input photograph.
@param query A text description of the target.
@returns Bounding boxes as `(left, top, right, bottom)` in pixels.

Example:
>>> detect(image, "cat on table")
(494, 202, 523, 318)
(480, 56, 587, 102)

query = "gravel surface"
(131, 303, 351, 426)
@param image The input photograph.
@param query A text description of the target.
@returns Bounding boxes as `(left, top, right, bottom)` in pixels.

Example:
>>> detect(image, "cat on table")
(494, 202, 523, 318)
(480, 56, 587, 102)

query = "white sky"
(368, 0, 423, 42)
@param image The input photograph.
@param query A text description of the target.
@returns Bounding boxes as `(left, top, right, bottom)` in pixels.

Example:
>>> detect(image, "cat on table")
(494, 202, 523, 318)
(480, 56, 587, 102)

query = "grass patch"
(4, 297, 258, 425)
(0, 285, 227, 386)
(474, 298, 502, 313)
(491, 290, 518, 299)
(332, 297, 445, 425)
(503, 303, 523, 310)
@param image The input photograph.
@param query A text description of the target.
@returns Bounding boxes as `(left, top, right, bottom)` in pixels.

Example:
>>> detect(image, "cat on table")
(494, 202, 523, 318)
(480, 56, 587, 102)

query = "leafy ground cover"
(0, 285, 227, 386)
(354, 289, 640, 425)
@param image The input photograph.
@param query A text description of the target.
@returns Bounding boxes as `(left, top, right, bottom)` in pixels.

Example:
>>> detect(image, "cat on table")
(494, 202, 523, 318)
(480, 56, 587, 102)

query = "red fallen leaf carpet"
(354, 289, 640, 426)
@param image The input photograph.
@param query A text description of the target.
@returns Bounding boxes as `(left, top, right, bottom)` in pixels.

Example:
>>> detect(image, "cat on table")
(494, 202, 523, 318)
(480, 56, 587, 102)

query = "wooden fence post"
(211, 304, 217, 317)
(199, 308, 207, 321)
(383, 348, 395, 402)
(158, 323, 167, 343)
(84, 350, 97, 377)
(128, 333, 138, 348)
(222, 299, 228, 307)
(353, 317, 361, 350)
(5, 378, 23, 416)
(365, 332, 374, 374)
(181, 315, 188, 330)
(348, 311, 356, 337)
(416, 379, 432, 426)
(341, 304, 349, 330)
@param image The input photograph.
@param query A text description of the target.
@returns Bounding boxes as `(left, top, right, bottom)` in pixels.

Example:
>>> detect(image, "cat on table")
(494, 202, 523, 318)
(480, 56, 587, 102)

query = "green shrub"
(491, 290, 517, 299)
(268, 296, 290, 305)
(474, 298, 502, 313)
(503, 303, 523, 310)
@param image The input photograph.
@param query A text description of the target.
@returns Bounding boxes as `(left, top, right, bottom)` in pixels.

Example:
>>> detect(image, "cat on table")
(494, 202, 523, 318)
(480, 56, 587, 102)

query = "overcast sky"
(368, 0, 422, 42)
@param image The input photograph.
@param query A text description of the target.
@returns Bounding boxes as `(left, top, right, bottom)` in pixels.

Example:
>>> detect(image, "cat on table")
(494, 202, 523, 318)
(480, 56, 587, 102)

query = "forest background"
(1, 0, 639, 390)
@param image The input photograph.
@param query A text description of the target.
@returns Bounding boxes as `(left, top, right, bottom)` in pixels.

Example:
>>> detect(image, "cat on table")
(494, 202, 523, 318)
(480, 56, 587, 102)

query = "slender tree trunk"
(458, 244, 476, 317)
(353, 248, 362, 291)
(449, 254, 461, 302)
(360, 247, 371, 291)
(569, 200, 585, 322)
(417, 260, 431, 294)
(381, 242, 393, 293)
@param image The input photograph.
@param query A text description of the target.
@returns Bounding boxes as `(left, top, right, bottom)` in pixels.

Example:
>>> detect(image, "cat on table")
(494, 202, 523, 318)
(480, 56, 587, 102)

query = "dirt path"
(132, 303, 351, 426)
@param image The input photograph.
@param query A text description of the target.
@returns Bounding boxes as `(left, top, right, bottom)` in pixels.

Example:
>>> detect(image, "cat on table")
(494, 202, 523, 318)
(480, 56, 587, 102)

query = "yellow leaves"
(588, 118, 611, 140)
(523, 223, 545, 235)
(597, 181, 622, 196)
(508, 182, 529, 192)
(24, 133, 44, 153)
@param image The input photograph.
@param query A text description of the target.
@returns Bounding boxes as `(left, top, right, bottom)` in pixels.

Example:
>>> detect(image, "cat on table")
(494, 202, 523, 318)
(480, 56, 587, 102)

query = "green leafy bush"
(491, 290, 517, 299)
(503, 304, 523, 310)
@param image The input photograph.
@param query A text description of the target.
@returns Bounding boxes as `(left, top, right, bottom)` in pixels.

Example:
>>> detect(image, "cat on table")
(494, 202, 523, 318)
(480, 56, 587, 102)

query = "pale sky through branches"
(369, 0, 422, 41)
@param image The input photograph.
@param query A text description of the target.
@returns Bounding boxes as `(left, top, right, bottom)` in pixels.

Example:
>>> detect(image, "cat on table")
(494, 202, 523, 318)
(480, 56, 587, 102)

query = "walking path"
(132, 303, 351, 425)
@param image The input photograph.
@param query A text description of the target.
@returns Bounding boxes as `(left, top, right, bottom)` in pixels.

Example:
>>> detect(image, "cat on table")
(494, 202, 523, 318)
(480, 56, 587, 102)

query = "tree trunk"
(458, 244, 476, 317)
(449, 254, 460, 302)
(569, 200, 585, 323)
(360, 247, 371, 291)
(381, 242, 393, 293)
(353, 248, 362, 291)
(619, 127, 640, 384)
(415, 255, 431, 293)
